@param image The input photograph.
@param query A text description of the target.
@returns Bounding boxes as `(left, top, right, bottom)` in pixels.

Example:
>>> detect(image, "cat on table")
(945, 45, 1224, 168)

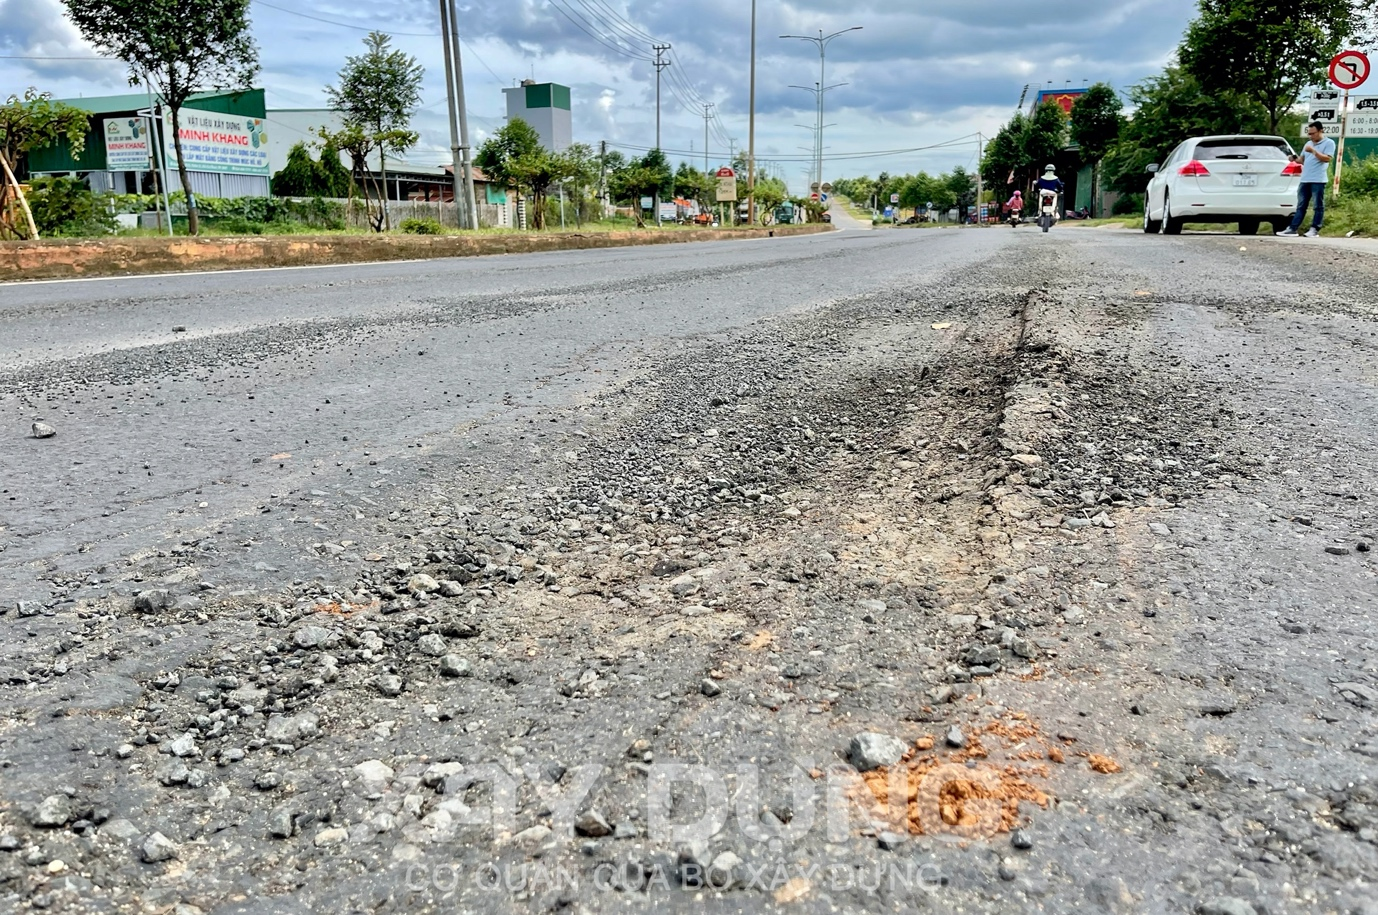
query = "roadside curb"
(0, 224, 835, 282)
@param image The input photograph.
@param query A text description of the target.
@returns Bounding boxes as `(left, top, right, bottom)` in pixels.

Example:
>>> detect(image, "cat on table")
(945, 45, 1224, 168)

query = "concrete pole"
(438, 0, 465, 228)
(975, 132, 984, 225)
(448, 0, 480, 229)
(747, 0, 757, 225)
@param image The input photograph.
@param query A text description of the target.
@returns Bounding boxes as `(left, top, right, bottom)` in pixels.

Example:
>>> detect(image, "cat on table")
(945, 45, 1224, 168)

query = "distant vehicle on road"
(821, 212, 832, 223)
(1143, 135, 1300, 236)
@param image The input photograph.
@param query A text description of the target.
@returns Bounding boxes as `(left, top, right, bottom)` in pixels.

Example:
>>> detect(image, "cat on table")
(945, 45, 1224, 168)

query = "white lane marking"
(4, 257, 434, 287)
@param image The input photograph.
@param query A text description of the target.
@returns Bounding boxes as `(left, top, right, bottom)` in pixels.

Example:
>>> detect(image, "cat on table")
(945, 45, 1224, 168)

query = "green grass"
(1321, 195, 1378, 237)
(98, 218, 756, 241)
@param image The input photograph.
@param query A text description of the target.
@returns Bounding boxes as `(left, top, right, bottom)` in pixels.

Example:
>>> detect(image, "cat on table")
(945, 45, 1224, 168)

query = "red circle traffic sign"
(1330, 50, 1371, 91)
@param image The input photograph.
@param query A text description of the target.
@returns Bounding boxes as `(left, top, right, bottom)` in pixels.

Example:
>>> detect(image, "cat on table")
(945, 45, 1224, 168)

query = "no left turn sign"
(1330, 50, 1371, 91)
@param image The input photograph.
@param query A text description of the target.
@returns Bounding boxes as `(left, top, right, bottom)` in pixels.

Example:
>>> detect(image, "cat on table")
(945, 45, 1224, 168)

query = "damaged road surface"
(1, 228, 1376, 915)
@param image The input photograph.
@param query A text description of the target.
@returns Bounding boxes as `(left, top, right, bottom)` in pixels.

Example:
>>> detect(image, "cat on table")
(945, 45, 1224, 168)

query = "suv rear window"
(1194, 140, 1290, 160)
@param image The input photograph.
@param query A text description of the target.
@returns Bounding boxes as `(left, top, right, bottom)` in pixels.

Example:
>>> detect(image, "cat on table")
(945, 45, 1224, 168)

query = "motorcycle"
(1038, 191, 1059, 233)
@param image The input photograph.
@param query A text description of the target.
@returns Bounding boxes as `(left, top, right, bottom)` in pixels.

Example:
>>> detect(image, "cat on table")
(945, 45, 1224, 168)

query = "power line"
(548, 0, 653, 61)
(604, 135, 979, 163)
(253, 0, 435, 37)
(250, 0, 507, 86)
(0, 54, 115, 61)
(580, 0, 659, 44)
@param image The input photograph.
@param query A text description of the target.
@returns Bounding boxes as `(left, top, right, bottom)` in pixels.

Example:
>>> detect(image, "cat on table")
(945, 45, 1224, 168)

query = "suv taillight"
(1178, 160, 1211, 176)
(1282, 161, 1302, 176)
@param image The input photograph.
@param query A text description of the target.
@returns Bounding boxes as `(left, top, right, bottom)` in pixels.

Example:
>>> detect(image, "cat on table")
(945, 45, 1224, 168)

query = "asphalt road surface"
(1, 225, 1376, 915)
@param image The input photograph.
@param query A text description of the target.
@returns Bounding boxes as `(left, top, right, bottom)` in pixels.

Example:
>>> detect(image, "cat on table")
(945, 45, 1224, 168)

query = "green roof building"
(27, 89, 270, 198)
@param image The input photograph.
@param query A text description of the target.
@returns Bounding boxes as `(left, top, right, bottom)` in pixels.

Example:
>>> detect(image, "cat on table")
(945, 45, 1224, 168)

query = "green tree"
(752, 174, 789, 220)
(673, 162, 716, 211)
(1021, 101, 1069, 186)
(475, 118, 582, 230)
(1070, 83, 1124, 216)
(318, 138, 352, 198)
(0, 88, 92, 239)
(1180, 0, 1356, 134)
(606, 148, 673, 227)
(327, 32, 424, 230)
(63, 0, 259, 236)
(1102, 67, 1267, 194)
(981, 114, 1026, 192)
(319, 122, 414, 231)
(945, 166, 976, 217)
(270, 142, 321, 197)
(563, 142, 598, 226)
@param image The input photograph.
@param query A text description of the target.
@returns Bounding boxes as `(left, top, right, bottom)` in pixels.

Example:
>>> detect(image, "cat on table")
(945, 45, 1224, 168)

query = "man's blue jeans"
(1289, 182, 1326, 231)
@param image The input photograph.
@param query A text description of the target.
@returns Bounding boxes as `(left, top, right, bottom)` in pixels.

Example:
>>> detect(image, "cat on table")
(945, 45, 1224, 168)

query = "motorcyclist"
(1036, 164, 1064, 197)
(1005, 190, 1023, 214)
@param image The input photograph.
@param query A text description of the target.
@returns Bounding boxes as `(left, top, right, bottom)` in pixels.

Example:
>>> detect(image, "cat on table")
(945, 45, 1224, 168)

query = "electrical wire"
(548, 0, 653, 61)
(250, 0, 507, 87)
(604, 135, 979, 163)
(253, 0, 436, 37)
(0, 54, 115, 61)
(580, 0, 659, 44)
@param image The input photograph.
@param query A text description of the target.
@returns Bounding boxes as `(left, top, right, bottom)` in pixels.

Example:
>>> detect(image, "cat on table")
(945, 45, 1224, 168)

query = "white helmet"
(1044, 164, 1056, 174)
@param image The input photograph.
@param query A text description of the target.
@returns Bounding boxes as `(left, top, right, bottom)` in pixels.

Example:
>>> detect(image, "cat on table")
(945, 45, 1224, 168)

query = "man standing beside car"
(1277, 122, 1335, 237)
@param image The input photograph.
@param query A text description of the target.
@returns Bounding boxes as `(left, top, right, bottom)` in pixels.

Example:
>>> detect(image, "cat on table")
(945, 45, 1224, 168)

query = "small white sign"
(890, 193, 900, 204)
(1345, 99, 1378, 137)
(104, 117, 151, 170)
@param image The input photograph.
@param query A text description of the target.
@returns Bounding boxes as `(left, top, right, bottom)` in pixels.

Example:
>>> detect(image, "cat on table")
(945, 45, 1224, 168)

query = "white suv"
(1143, 135, 1300, 236)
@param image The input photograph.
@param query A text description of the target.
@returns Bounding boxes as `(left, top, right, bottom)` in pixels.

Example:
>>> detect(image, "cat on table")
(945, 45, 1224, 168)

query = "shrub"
(1112, 193, 1142, 216)
(399, 217, 444, 235)
(1325, 194, 1378, 236)
(1340, 154, 1378, 200)
(26, 176, 116, 237)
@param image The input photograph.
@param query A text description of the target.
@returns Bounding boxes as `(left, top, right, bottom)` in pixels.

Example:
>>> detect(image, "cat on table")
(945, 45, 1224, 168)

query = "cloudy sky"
(1, 0, 1199, 190)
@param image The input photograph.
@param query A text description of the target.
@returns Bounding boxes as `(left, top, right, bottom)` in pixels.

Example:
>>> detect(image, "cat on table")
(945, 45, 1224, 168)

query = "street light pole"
(747, 0, 757, 225)
(781, 26, 861, 201)
(790, 82, 846, 197)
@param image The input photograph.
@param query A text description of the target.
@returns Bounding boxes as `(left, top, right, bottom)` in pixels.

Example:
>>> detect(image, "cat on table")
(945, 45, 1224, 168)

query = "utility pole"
(438, 0, 465, 229)
(747, 0, 757, 225)
(447, 0, 479, 229)
(975, 132, 984, 226)
(653, 43, 671, 227)
(598, 139, 608, 220)
(702, 103, 714, 174)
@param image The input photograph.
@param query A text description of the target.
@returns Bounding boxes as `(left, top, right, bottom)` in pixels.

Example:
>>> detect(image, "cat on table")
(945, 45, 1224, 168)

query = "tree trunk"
(532, 189, 546, 230)
(169, 105, 199, 235)
(0, 150, 38, 240)
(379, 150, 390, 232)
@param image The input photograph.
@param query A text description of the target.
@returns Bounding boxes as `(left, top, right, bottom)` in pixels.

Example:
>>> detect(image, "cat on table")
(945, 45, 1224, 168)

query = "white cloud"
(5, 0, 1203, 190)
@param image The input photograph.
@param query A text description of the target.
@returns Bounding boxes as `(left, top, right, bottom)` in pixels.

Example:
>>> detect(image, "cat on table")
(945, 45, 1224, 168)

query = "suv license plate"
(1233, 175, 1258, 187)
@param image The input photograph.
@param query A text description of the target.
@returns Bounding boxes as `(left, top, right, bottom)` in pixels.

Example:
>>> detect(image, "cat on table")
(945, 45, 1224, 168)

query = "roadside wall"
(0, 225, 832, 282)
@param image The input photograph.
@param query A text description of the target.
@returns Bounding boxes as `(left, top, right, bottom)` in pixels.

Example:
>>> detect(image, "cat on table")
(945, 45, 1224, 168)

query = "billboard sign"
(104, 117, 151, 170)
(162, 105, 270, 176)
(715, 167, 737, 202)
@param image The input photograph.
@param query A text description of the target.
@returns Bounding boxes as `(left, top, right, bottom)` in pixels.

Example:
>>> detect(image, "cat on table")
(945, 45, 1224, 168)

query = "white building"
(264, 108, 348, 174)
(502, 81, 572, 152)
